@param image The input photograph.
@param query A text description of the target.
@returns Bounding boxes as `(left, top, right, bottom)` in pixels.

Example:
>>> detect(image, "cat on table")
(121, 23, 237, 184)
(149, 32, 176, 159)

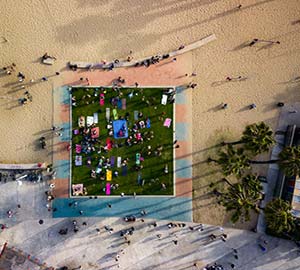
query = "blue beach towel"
(110, 156, 115, 167)
(117, 99, 122, 109)
(146, 118, 151, 128)
(122, 165, 128, 176)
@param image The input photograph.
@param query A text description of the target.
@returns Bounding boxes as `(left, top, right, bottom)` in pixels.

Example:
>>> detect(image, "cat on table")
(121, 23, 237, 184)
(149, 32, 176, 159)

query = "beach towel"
(135, 133, 142, 141)
(122, 98, 126, 110)
(161, 94, 168, 105)
(106, 170, 112, 181)
(87, 116, 94, 127)
(106, 107, 110, 122)
(93, 113, 98, 124)
(74, 129, 79, 135)
(78, 116, 85, 127)
(136, 153, 141, 166)
(146, 118, 151, 128)
(113, 120, 128, 139)
(122, 165, 128, 176)
(75, 155, 82, 166)
(134, 110, 138, 120)
(100, 93, 105, 106)
(106, 183, 111, 195)
(117, 99, 122, 109)
(113, 109, 118, 120)
(91, 127, 99, 139)
(137, 173, 142, 185)
(110, 156, 115, 167)
(72, 184, 83, 196)
(117, 157, 121, 168)
(111, 98, 118, 106)
(106, 138, 112, 150)
(164, 118, 172, 128)
(75, 144, 82, 154)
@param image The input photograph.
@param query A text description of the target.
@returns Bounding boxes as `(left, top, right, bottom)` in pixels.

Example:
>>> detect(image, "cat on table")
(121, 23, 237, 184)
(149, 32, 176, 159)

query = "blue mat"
(122, 165, 128, 176)
(113, 120, 128, 139)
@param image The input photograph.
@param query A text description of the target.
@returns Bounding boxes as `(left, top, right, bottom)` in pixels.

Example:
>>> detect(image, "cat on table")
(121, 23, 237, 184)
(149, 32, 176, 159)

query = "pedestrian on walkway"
(42, 76, 48, 81)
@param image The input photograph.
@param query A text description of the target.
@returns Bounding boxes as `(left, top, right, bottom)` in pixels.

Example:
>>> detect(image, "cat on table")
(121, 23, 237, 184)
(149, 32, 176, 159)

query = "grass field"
(71, 87, 174, 196)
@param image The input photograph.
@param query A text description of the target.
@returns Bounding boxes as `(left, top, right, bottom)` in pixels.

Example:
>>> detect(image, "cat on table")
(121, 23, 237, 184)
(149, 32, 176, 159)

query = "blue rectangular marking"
(176, 158, 192, 178)
(175, 122, 189, 140)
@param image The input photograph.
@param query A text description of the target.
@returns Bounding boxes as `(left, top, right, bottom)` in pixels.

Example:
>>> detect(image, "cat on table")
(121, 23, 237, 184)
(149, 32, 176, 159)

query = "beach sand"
(1, 0, 300, 226)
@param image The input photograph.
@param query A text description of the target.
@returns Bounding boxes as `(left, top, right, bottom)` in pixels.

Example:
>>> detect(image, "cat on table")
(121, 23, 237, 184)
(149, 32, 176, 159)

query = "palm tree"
(278, 146, 300, 177)
(222, 122, 275, 155)
(250, 146, 300, 177)
(219, 175, 263, 223)
(208, 145, 250, 177)
(264, 198, 295, 235)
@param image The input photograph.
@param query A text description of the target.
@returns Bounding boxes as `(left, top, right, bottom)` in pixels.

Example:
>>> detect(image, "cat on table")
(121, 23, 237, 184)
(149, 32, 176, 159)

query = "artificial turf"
(71, 87, 174, 196)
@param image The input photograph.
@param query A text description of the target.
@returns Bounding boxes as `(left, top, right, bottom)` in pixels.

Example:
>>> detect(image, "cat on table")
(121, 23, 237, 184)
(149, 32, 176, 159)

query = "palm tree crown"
(219, 174, 263, 223)
(264, 198, 295, 235)
(241, 122, 275, 155)
(278, 146, 300, 177)
(216, 145, 250, 177)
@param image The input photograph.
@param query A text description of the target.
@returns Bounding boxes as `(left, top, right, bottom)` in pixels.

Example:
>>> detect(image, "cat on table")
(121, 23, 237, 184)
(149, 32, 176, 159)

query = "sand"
(1, 0, 300, 225)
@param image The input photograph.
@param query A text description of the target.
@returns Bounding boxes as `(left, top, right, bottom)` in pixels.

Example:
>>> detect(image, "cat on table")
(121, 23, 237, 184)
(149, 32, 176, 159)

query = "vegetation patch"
(70, 87, 175, 196)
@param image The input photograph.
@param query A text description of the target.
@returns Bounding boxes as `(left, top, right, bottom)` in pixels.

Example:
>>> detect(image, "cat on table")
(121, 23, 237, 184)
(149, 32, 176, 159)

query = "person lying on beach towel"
(100, 93, 105, 106)
(75, 144, 82, 154)
(91, 127, 99, 138)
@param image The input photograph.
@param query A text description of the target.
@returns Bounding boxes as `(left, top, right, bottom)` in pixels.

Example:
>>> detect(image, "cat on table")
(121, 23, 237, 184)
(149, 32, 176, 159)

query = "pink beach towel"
(100, 93, 105, 106)
(122, 98, 126, 110)
(163, 118, 172, 128)
(106, 183, 111, 195)
(91, 127, 99, 139)
(75, 144, 82, 154)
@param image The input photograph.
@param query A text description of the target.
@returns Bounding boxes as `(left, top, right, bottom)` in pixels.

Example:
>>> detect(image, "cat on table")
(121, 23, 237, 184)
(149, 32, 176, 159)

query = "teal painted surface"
(175, 86, 186, 104)
(176, 159, 192, 179)
(54, 159, 70, 179)
(53, 196, 192, 222)
(175, 122, 189, 141)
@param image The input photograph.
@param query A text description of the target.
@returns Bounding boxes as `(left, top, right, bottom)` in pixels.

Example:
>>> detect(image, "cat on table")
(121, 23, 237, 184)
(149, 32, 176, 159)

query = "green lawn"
(71, 87, 174, 196)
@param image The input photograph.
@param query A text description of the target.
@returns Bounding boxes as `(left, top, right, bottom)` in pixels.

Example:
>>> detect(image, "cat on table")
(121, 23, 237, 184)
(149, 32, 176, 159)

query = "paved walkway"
(0, 217, 298, 270)
(69, 34, 216, 69)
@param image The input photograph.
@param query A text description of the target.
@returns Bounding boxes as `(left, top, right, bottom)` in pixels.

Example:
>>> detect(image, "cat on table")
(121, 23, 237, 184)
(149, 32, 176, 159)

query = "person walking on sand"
(222, 103, 228, 109)
(249, 39, 259, 47)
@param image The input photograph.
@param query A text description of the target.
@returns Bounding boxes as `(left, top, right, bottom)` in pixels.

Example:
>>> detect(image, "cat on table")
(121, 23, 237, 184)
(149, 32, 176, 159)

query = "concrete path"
(0, 162, 299, 270)
(0, 217, 298, 270)
(69, 34, 216, 69)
